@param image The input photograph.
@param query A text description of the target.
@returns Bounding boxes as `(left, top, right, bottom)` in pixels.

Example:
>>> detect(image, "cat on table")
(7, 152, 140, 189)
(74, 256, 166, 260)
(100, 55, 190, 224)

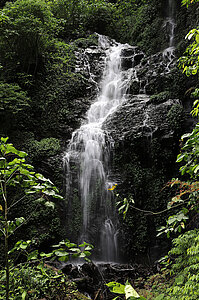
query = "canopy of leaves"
(0, 0, 59, 78)
(0, 82, 29, 113)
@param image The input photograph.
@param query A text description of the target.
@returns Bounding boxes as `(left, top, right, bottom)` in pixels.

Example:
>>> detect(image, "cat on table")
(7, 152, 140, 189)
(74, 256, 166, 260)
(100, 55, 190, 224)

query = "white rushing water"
(163, 0, 176, 72)
(64, 35, 134, 262)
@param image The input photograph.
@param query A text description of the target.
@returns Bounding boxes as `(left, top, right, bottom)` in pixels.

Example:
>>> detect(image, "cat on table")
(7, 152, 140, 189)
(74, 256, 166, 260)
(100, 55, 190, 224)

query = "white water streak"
(64, 36, 134, 261)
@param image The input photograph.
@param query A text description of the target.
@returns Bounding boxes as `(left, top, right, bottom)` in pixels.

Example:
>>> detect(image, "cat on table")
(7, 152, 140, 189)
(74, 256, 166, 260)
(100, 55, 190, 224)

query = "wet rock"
(121, 57, 133, 70)
(61, 262, 151, 299)
(121, 47, 138, 57)
(128, 80, 140, 94)
(81, 263, 102, 284)
(133, 53, 145, 66)
(103, 95, 180, 141)
(61, 263, 73, 274)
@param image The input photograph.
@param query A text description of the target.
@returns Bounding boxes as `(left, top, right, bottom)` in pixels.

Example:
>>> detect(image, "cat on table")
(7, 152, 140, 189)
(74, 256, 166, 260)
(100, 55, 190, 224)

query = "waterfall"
(163, 0, 176, 72)
(64, 36, 133, 262)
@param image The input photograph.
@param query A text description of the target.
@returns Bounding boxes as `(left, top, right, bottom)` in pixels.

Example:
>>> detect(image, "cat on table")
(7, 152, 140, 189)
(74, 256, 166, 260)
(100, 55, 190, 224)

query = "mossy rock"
(72, 34, 98, 49)
(149, 91, 171, 104)
(167, 103, 185, 133)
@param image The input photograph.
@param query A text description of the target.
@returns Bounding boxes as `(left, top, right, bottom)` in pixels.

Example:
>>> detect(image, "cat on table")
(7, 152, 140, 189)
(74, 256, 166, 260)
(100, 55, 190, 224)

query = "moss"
(72, 34, 98, 49)
(149, 91, 171, 104)
(167, 104, 185, 133)
(66, 191, 82, 241)
(113, 132, 179, 260)
(27, 138, 61, 160)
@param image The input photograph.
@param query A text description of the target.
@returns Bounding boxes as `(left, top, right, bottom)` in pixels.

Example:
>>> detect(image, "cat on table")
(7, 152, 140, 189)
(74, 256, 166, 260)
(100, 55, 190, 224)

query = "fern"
(165, 230, 199, 300)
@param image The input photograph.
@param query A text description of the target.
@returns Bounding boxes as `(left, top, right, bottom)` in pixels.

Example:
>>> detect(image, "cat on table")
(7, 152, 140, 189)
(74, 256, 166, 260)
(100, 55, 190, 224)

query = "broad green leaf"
(58, 256, 69, 262)
(15, 217, 25, 226)
(19, 242, 29, 250)
(83, 250, 91, 256)
(1, 137, 9, 143)
(79, 252, 86, 258)
(125, 282, 140, 299)
(186, 29, 196, 40)
(54, 251, 69, 257)
(194, 165, 199, 173)
(16, 150, 27, 158)
(106, 282, 125, 294)
(176, 153, 185, 162)
(22, 291, 27, 300)
(181, 132, 192, 139)
(66, 242, 77, 248)
(27, 250, 38, 260)
(196, 34, 199, 43)
(175, 274, 184, 285)
(85, 245, 92, 251)
(69, 248, 81, 253)
(40, 252, 53, 258)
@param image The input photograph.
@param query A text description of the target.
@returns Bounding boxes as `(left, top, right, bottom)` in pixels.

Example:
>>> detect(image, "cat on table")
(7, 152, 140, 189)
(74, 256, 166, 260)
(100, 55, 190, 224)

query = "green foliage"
(149, 91, 170, 104)
(151, 2, 199, 299)
(50, 0, 87, 38)
(156, 0, 199, 238)
(0, 137, 63, 299)
(9, 238, 93, 263)
(0, 263, 89, 299)
(72, 34, 98, 49)
(0, 138, 93, 298)
(27, 138, 60, 161)
(177, 124, 199, 178)
(0, 137, 62, 202)
(106, 280, 146, 300)
(116, 195, 135, 220)
(84, 0, 116, 36)
(153, 230, 199, 300)
(167, 104, 185, 133)
(0, 82, 29, 113)
(0, 237, 93, 298)
(181, 0, 199, 7)
(0, 0, 60, 79)
(114, 2, 163, 54)
(178, 28, 199, 77)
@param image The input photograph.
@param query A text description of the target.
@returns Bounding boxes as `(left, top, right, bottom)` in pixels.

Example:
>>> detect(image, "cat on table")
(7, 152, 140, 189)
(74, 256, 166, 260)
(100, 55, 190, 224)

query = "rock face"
(61, 262, 151, 300)
(64, 37, 188, 263)
(103, 95, 180, 141)
(102, 95, 184, 262)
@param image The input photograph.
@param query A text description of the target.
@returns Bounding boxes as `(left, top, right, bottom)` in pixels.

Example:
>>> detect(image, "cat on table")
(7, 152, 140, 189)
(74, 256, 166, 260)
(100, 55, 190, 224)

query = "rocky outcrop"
(103, 95, 180, 141)
(64, 35, 188, 263)
(61, 262, 151, 300)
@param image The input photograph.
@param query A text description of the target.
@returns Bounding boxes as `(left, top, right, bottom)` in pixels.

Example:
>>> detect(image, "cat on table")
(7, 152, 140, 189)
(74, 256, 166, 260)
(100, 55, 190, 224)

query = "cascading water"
(163, 0, 176, 72)
(64, 36, 134, 262)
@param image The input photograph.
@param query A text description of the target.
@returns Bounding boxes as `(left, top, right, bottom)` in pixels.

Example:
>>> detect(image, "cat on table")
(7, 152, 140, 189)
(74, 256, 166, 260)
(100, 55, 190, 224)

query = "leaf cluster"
(0, 137, 63, 240)
(0, 262, 84, 299)
(106, 280, 146, 300)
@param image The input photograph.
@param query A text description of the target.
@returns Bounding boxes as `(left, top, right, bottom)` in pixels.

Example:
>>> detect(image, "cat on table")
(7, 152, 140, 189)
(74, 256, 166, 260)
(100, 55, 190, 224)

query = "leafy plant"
(0, 82, 30, 114)
(0, 137, 62, 299)
(0, 0, 60, 78)
(153, 230, 199, 300)
(0, 137, 94, 299)
(106, 280, 146, 300)
(0, 262, 89, 299)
